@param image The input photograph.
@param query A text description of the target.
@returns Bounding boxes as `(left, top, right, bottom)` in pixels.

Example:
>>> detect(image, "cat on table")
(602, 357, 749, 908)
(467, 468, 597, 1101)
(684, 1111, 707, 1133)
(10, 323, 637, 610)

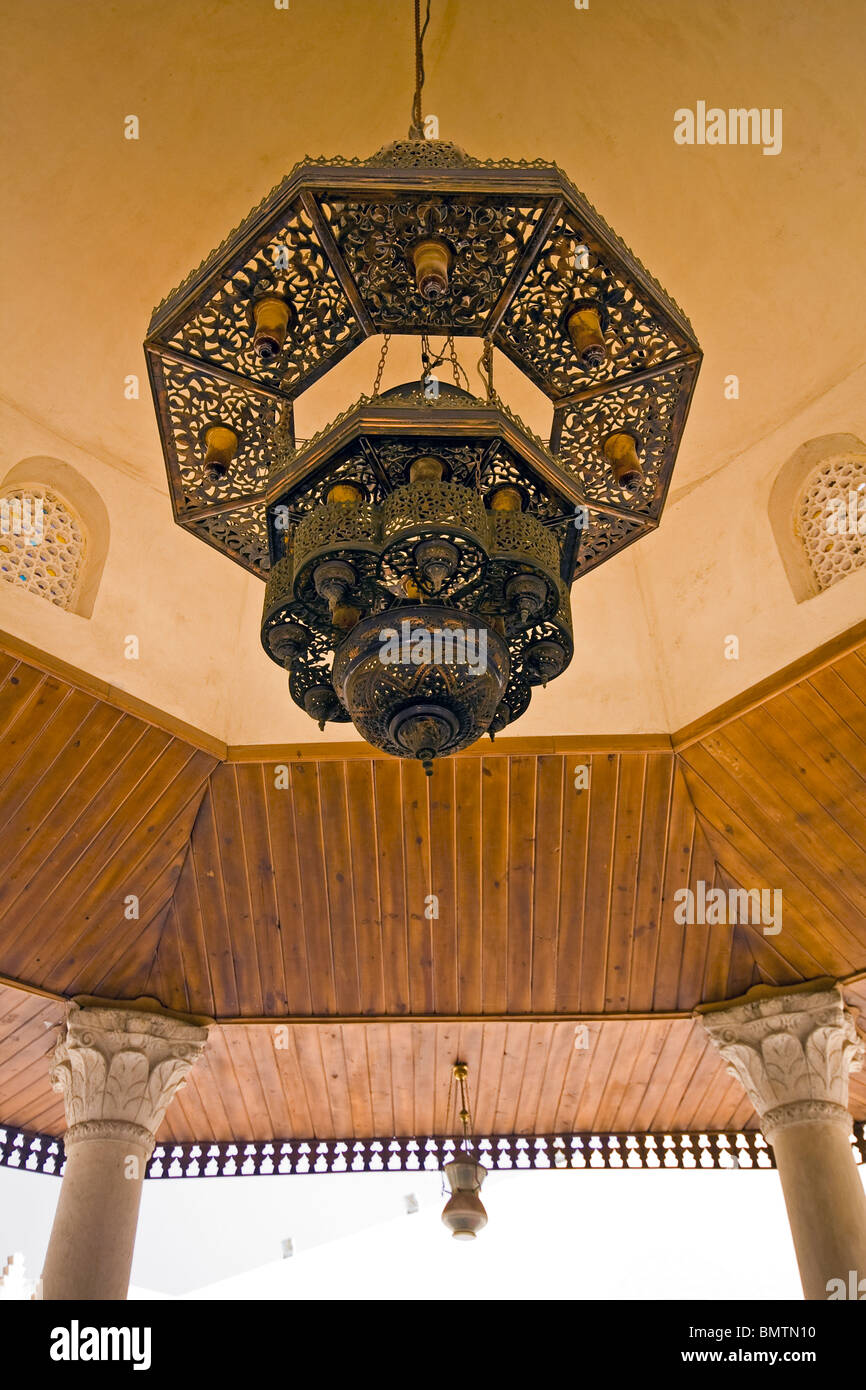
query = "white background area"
(5, 1161, 861, 1300)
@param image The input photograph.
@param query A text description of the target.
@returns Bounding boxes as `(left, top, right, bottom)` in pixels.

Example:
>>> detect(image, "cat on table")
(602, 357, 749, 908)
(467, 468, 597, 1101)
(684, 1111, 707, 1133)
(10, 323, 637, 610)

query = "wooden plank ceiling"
(0, 635, 865, 1142)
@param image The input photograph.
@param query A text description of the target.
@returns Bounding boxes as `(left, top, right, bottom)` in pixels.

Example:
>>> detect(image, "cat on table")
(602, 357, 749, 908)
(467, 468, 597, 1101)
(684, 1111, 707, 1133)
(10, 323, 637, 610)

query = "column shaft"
(771, 1118, 866, 1301)
(41, 1130, 151, 1301)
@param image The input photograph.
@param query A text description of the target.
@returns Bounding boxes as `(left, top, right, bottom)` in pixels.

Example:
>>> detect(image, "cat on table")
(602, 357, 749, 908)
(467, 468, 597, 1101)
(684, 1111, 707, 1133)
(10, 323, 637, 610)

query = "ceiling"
(2, 0, 863, 491)
(2, 1, 865, 1150)
(1, 627, 865, 1142)
(1, 0, 865, 750)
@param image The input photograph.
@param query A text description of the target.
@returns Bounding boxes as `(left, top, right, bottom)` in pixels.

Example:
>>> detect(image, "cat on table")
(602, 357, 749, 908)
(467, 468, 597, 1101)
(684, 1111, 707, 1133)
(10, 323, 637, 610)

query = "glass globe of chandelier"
(145, 2, 700, 772)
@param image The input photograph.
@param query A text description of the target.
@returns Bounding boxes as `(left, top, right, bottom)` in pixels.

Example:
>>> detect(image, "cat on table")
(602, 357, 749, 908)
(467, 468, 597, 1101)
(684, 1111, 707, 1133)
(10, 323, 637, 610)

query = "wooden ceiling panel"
(0, 657, 218, 997)
(0, 984, 65, 1134)
(2, 635, 866, 1148)
(679, 649, 866, 982)
(151, 752, 769, 1020)
(4, 994, 864, 1146)
(153, 1018, 766, 1144)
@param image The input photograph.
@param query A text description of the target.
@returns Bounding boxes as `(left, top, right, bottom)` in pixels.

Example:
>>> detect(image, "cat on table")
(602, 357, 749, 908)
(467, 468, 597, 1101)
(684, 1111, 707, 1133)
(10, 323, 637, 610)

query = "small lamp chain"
(419, 333, 469, 393)
(420, 331, 436, 383)
(371, 333, 391, 396)
(478, 337, 496, 402)
(447, 337, 470, 392)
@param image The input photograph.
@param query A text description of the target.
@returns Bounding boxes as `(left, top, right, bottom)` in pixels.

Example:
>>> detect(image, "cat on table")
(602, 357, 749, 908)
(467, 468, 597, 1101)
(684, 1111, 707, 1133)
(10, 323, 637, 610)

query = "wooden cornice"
(2, 619, 865, 764)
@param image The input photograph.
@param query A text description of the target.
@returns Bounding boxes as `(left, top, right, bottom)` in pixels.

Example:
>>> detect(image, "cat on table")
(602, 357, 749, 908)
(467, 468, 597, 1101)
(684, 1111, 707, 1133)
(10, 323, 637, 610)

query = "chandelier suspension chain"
(447, 336, 470, 392)
(418, 333, 470, 393)
(419, 331, 446, 382)
(410, 0, 432, 138)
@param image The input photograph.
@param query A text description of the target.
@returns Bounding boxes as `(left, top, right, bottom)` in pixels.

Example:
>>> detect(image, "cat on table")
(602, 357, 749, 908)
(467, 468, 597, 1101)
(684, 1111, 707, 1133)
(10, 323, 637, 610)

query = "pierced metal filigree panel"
(369, 139, 481, 169)
(483, 447, 566, 524)
(190, 503, 271, 574)
(161, 203, 362, 394)
(289, 654, 353, 723)
(322, 195, 547, 332)
(382, 479, 489, 539)
(293, 500, 380, 575)
(573, 510, 649, 578)
(274, 446, 384, 512)
(151, 356, 277, 512)
(554, 360, 699, 520)
(146, 140, 700, 593)
(489, 509, 561, 576)
(268, 401, 586, 581)
(375, 438, 490, 490)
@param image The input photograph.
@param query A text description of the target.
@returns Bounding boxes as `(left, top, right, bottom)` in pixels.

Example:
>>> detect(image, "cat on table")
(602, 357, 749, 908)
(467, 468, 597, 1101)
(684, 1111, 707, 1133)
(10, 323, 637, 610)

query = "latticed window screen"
(796, 456, 866, 593)
(0, 487, 86, 610)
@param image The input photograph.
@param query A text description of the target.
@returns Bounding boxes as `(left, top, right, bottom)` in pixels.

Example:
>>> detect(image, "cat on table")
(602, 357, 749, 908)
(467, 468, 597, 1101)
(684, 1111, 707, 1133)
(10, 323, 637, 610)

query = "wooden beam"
(3, 965, 865, 1019)
(215, 1009, 690, 1026)
(673, 620, 866, 751)
(226, 733, 674, 763)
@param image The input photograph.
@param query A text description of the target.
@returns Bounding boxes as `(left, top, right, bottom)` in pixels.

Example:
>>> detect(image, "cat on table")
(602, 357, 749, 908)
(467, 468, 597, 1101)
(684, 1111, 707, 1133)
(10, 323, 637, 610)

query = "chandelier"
(145, 3, 700, 772)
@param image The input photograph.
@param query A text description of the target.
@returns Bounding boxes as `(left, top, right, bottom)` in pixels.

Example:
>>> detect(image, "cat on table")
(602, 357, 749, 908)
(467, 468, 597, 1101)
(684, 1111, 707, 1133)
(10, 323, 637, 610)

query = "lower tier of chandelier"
(260, 381, 580, 768)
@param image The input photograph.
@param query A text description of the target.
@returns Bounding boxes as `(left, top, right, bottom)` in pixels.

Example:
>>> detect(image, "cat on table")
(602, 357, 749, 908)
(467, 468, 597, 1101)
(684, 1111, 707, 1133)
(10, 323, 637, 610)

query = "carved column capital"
(50, 1000, 210, 1151)
(698, 984, 864, 1138)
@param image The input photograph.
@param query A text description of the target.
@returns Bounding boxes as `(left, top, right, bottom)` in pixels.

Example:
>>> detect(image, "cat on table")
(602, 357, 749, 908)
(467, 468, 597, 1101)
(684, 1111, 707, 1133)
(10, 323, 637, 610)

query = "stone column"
(41, 997, 209, 1301)
(698, 981, 866, 1301)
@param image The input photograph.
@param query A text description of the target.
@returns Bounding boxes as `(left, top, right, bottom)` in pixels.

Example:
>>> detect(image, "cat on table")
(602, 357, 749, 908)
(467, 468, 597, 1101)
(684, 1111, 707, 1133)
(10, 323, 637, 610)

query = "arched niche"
(0, 457, 110, 618)
(769, 433, 866, 603)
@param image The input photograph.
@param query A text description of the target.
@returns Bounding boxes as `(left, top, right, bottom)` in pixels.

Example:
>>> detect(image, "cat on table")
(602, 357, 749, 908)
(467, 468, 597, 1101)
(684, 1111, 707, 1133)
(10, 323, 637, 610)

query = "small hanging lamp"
(441, 1062, 488, 1240)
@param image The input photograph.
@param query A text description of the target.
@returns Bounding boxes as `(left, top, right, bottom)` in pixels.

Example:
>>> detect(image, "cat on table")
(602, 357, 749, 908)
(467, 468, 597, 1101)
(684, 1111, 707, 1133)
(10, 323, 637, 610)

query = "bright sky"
(6, 1160, 861, 1299)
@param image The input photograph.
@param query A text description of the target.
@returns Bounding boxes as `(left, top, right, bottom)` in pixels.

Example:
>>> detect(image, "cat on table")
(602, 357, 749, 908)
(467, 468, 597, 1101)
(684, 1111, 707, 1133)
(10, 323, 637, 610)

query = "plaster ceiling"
(3, 0, 863, 482)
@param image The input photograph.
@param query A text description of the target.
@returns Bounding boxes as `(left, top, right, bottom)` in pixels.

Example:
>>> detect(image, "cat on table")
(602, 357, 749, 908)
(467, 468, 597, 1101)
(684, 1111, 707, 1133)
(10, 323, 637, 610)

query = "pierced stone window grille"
(0, 487, 86, 611)
(796, 456, 866, 593)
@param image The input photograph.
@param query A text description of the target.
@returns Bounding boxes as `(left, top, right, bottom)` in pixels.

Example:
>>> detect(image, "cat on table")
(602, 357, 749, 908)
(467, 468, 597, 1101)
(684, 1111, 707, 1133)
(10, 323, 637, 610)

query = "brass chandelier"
(145, 2, 700, 772)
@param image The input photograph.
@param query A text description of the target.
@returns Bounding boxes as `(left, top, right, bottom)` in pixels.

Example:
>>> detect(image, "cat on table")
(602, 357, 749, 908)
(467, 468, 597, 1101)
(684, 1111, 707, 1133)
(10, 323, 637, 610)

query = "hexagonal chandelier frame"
(145, 137, 702, 589)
